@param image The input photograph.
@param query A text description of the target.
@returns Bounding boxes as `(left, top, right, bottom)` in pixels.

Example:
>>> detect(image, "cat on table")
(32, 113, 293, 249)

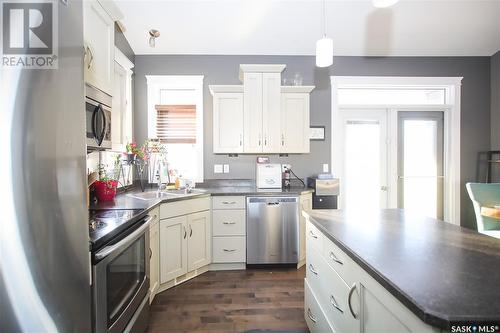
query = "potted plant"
(93, 163, 119, 202)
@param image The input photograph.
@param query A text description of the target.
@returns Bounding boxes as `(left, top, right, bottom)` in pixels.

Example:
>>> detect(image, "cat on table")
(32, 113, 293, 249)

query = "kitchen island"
(302, 209, 500, 332)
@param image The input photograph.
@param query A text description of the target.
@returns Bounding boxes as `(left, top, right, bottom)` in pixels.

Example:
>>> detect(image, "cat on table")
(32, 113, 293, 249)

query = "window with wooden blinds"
(155, 105, 196, 144)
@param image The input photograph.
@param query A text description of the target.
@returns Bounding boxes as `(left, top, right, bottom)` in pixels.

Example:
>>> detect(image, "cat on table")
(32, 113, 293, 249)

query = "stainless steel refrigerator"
(1, 0, 91, 331)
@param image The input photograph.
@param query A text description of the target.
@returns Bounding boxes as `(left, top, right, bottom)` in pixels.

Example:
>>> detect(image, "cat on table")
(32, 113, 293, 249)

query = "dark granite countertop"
(89, 186, 312, 211)
(303, 209, 500, 329)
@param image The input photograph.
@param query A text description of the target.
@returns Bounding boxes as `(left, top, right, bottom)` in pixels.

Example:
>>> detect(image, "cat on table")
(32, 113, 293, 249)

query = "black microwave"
(86, 84, 112, 150)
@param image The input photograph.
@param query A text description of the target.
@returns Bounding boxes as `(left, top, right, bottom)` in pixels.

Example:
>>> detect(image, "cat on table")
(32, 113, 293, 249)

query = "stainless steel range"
(89, 210, 151, 333)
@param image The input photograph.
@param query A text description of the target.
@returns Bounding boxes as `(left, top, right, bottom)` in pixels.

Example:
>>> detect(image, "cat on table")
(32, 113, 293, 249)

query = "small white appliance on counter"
(256, 163, 282, 189)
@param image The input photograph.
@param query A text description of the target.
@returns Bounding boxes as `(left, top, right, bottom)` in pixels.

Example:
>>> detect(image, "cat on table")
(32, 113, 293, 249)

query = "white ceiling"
(115, 0, 500, 56)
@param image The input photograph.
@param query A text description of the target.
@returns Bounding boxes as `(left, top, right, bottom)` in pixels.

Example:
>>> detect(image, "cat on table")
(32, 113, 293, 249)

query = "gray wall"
(133, 55, 491, 228)
(492, 51, 500, 150)
(114, 23, 135, 64)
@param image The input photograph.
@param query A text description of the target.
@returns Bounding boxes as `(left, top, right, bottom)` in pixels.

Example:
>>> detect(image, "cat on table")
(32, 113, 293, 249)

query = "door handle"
(222, 221, 236, 225)
(88, 46, 94, 69)
(91, 105, 98, 144)
(380, 186, 388, 191)
(330, 295, 344, 313)
(189, 225, 193, 237)
(223, 249, 236, 252)
(98, 106, 106, 145)
(183, 226, 187, 239)
(309, 230, 318, 239)
(307, 308, 317, 323)
(308, 264, 318, 275)
(239, 134, 243, 146)
(348, 283, 359, 319)
(329, 251, 343, 265)
(149, 248, 152, 259)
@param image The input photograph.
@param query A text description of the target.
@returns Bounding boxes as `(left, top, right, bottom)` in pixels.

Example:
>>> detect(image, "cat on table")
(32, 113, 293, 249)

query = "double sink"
(126, 188, 207, 201)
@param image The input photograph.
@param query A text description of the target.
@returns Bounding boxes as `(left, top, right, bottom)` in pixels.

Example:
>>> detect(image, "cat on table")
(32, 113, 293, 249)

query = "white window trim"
(331, 76, 463, 225)
(145, 75, 205, 182)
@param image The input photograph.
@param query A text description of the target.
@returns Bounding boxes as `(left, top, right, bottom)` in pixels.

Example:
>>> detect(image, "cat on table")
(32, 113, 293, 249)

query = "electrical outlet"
(282, 164, 291, 172)
(323, 164, 329, 173)
(214, 164, 223, 174)
(223, 164, 230, 173)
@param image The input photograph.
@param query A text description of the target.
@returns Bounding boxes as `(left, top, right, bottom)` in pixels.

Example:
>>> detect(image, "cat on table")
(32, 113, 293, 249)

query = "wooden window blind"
(155, 105, 196, 144)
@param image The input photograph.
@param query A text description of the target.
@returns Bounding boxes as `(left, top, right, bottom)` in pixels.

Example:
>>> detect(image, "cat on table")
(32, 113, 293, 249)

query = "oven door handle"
(95, 216, 152, 260)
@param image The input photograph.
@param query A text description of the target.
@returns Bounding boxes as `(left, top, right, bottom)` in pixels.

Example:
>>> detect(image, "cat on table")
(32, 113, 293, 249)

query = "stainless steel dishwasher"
(246, 196, 299, 265)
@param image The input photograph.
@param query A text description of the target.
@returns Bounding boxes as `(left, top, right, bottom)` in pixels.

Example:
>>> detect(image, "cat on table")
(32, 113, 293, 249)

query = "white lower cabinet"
(304, 219, 440, 333)
(159, 198, 211, 285)
(160, 215, 188, 283)
(212, 236, 246, 262)
(149, 208, 160, 303)
(305, 279, 335, 333)
(298, 192, 312, 267)
(187, 211, 211, 271)
(211, 196, 246, 267)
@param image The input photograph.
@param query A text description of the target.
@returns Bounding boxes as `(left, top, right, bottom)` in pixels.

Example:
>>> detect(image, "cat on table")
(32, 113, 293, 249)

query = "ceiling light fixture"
(315, 0, 333, 67)
(149, 29, 160, 48)
(372, 0, 400, 8)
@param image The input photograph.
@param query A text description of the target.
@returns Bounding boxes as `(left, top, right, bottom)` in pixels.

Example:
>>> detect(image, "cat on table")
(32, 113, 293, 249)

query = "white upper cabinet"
(211, 65, 314, 154)
(243, 72, 264, 153)
(280, 86, 314, 154)
(112, 48, 134, 151)
(211, 87, 244, 153)
(84, 0, 115, 95)
(262, 73, 282, 153)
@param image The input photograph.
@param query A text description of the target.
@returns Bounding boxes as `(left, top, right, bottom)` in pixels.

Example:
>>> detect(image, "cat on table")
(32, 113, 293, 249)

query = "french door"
(337, 108, 444, 219)
(397, 112, 444, 219)
(338, 109, 388, 211)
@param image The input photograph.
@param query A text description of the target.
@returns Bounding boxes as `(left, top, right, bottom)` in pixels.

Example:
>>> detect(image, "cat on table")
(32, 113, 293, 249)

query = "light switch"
(223, 164, 230, 173)
(214, 164, 223, 173)
(323, 164, 329, 173)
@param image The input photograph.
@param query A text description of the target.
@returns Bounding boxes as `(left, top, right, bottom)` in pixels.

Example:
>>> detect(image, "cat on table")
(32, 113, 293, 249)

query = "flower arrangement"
(125, 140, 150, 162)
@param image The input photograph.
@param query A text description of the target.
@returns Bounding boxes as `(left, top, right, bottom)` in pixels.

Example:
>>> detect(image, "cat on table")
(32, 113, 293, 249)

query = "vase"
(127, 153, 137, 164)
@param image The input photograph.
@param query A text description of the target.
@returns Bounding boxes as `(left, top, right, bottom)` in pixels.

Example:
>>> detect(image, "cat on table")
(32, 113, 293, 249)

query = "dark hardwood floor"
(148, 267, 308, 333)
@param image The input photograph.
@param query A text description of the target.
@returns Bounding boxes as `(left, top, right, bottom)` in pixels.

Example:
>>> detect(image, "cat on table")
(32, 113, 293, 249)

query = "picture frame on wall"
(310, 126, 325, 141)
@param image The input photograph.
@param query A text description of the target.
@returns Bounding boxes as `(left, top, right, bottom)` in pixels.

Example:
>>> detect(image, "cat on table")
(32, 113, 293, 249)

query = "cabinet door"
(83, 0, 114, 95)
(112, 62, 126, 150)
(262, 73, 281, 153)
(243, 72, 263, 153)
(281, 93, 310, 153)
(299, 193, 312, 263)
(159, 216, 188, 283)
(213, 93, 244, 153)
(187, 210, 211, 271)
(149, 220, 159, 303)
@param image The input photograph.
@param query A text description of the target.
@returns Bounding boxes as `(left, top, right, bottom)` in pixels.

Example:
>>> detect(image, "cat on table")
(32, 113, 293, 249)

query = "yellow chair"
(466, 183, 500, 239)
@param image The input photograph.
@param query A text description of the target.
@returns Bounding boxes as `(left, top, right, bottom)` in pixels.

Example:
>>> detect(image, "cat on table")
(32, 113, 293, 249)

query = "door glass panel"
(345, 120, 381, 211)
(107, 235, 145, 327)
(399, 112, 444, 219)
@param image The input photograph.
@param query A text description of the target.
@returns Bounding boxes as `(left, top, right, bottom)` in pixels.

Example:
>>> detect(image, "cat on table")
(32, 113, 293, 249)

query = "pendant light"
(372, 0, 400, 8)
(149, 29, 160, 48)
(316, 0, 333, 67)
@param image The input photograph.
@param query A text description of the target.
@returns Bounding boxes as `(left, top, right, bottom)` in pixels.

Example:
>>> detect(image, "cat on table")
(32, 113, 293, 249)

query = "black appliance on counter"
(89, 209, 151, 333)
(307, 176, 339, 209)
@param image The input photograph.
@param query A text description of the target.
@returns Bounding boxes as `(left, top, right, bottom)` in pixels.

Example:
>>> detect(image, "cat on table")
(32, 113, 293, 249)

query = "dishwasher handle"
(247, 197, 299, 204)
